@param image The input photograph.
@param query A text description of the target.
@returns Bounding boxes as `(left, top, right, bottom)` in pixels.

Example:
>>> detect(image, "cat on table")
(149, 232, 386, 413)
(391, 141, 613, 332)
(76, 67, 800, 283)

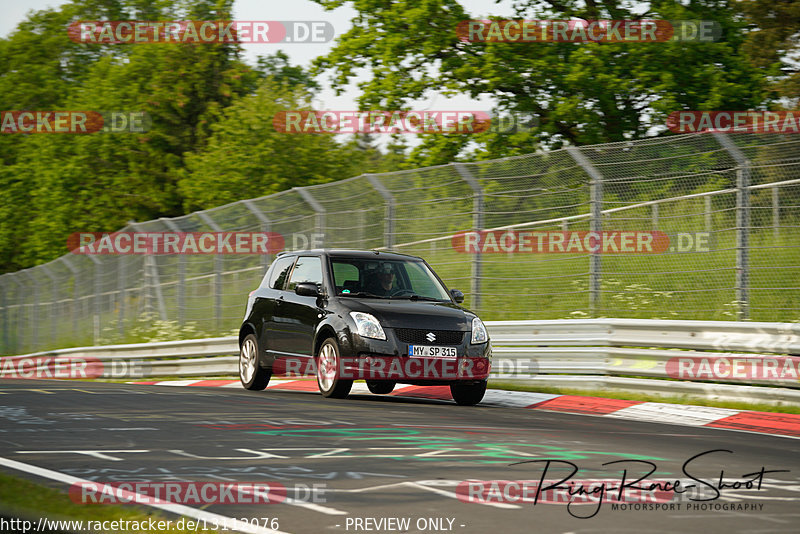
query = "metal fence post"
(0, 275, 5, 354)
(197, 212, 224, 330)
(454, 163, 484, 312)
(41, 265, 58, 343)
(161, 218, 185, 326)
(772, 185, 780, 241)
(568, 146, 604, 317)
(242, 200, 274, 273)
(86, 256, 102, 345)
(357, 209, 366, 249)
(366, 174, 395, 250)
(61, 257, 79, 342)
(5, 275, 24, 354)
(713, 132, 750, 320)
(21, 270, 38, 351)
(293, 187, 326, 248)
(0, 276, 7, 353)
(117, 255, 126, 338)
(129, 222, 167, 322)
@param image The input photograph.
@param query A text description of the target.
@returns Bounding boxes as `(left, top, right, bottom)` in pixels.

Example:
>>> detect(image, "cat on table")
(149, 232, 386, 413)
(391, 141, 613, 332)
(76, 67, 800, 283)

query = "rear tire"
(316, 338, 353, 398)
(450, 380, 487, 406)
(239, 334, 271, 390)
(366, 380, 396, 394)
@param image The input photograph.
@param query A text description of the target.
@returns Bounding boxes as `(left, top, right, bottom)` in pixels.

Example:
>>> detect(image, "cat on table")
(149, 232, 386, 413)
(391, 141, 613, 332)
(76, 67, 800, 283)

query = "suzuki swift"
(238, 249, 491, 405)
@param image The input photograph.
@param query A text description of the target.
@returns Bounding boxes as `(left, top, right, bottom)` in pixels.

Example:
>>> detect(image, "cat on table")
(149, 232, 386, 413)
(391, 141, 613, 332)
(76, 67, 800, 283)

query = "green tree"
(312, 0, 767, 163)
(180, 79, 377, 210)
(0, 0, 260, 269)
(735, 0, 800, 106)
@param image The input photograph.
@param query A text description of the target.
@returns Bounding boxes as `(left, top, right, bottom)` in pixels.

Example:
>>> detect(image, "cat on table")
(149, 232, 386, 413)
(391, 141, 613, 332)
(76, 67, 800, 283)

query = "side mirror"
(295, 282, 321, 297)
(450, 289, 465, 303)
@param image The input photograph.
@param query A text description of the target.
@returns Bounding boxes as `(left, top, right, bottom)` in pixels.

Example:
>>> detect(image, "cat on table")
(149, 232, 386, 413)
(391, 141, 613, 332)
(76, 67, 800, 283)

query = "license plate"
(408, 345, 457, 358)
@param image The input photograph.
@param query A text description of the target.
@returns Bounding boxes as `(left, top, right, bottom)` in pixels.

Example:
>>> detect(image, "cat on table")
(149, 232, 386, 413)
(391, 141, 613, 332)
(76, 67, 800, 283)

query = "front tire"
(316, 338, 353, 398)
(450, 380, 487, 406)
(239, 334, 271, 390)
(366, 380, 396, 394)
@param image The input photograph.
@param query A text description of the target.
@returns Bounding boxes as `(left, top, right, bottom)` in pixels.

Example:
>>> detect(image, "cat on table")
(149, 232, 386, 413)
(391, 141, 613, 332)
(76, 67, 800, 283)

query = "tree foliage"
(0, 0, 386, 272)
(312, 0, 768, 163)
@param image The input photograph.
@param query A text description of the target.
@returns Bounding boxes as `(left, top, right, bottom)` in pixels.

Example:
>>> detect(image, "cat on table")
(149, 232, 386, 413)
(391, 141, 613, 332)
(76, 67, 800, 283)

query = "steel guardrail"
(3, 319, 799, 405)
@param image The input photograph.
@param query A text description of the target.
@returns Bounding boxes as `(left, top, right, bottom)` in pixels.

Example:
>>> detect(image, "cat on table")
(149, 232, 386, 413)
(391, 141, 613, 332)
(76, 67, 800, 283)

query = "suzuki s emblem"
(426, 332, 436, 342)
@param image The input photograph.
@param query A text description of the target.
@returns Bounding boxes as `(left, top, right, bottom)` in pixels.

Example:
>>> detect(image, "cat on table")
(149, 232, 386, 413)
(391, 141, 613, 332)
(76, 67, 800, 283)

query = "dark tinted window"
(264, 256, 296, 290)
(287, 256, 323, 291)
(330, 258, 450, 299)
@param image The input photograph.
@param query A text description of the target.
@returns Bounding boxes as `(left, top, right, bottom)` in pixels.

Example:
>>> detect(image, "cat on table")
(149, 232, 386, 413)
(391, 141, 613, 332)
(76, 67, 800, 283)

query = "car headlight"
(471, 317, 488, 344)
(350, 312, 386, 340)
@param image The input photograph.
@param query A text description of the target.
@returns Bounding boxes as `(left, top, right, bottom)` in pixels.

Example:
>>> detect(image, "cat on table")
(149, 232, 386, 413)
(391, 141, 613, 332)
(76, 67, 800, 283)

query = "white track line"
(0, 456, 291, 534)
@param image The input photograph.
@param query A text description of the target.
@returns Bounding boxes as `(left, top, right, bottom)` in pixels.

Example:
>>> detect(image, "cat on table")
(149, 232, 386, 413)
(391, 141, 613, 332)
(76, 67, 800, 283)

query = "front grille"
(394, 328, 465, 345)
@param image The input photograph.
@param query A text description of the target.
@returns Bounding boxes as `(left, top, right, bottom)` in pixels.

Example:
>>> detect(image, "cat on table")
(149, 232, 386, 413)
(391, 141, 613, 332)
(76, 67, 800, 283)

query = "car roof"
(277, 249, 424, 261)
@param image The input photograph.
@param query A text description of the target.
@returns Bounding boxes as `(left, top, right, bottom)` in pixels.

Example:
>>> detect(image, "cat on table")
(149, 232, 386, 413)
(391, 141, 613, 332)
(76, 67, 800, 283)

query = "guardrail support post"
(713, 132, 750, 320)
(293, 187, 326, 248)
(568, 146, 604, 317)
(366, 175, 395, 250)
(454, 163, 484, 312)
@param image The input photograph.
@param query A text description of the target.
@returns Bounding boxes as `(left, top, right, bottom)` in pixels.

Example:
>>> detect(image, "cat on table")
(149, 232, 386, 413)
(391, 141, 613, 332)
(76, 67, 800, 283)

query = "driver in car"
(365, 264, 396, 296)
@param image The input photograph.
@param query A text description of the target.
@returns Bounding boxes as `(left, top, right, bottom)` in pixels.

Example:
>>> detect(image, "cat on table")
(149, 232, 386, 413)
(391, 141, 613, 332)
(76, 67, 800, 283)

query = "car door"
(271, 255, 325, 358)
(258, 255, 296, 358)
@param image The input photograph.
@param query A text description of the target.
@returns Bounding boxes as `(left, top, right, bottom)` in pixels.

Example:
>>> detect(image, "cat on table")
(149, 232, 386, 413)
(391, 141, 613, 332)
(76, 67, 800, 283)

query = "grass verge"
(0, 472, 218, 533)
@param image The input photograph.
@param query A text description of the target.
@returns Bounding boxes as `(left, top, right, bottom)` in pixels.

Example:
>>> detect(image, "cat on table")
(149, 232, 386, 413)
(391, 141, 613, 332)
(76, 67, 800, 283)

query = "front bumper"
(340, 327, 492, 384)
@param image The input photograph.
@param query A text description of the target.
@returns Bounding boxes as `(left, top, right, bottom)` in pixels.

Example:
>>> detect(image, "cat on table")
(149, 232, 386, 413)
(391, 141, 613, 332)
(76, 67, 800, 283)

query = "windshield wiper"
(339, 291, 389, 299)
(397, 295, 446, 302)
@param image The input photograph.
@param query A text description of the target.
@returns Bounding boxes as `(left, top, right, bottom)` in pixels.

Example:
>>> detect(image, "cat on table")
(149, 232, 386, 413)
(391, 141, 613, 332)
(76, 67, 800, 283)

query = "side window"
(332, 262, 360, 292)
(287, 256, 323, 291)
(264, 256, 296, 290)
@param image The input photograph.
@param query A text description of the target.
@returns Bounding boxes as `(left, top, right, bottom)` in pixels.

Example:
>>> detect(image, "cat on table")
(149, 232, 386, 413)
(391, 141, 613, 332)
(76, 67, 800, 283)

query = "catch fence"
(1, 131, 799, 354)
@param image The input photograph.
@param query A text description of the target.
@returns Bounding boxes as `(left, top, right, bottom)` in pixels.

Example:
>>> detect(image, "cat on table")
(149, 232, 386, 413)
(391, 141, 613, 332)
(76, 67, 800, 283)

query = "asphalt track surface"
(1, 379, 799, 534)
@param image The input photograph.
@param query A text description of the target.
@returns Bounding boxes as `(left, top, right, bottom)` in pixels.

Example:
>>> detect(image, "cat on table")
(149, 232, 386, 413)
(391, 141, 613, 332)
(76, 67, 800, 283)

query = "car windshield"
(330, 257, 451, 300)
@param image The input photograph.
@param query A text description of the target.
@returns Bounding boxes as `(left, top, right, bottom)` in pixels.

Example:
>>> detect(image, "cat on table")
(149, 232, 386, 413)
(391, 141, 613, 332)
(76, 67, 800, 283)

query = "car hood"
(342, 299, 472, 330)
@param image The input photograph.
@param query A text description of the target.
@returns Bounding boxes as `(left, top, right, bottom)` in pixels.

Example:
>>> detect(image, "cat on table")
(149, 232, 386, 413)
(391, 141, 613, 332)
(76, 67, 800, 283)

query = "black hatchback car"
(238, 249, 492, 405)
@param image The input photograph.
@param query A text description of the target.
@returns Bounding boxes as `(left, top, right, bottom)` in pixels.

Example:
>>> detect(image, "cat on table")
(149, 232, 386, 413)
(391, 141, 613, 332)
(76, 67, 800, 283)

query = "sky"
(0, 0, 516, 114)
